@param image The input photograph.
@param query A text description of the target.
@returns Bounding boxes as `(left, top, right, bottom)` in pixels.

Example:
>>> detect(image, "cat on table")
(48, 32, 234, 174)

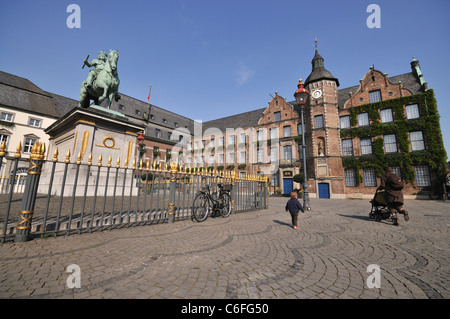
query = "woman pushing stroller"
(377, 167, 410, 226)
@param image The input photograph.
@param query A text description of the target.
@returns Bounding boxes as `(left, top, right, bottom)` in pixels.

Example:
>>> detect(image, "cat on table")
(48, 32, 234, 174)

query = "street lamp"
(294, 79, 311, 210)
(137, 131, 145, 164)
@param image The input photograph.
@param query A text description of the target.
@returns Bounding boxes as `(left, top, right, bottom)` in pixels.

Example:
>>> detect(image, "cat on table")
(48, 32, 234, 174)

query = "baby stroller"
(369, 189, 393, 222)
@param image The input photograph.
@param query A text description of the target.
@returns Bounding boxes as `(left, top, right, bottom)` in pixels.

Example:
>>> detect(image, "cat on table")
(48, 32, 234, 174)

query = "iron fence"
(0, 141, 268, 243)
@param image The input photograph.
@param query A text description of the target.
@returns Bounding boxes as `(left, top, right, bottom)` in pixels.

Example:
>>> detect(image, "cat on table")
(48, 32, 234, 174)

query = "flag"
(147, 83, 152, 102)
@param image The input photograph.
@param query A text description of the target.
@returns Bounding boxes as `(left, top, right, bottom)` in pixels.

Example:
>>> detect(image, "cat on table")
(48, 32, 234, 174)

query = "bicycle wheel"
(192, 192, 210, 222)
(220, 193, 232, 218)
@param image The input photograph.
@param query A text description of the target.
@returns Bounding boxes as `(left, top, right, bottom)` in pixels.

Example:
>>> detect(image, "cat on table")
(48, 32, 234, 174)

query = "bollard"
(14, 142, 46, 243)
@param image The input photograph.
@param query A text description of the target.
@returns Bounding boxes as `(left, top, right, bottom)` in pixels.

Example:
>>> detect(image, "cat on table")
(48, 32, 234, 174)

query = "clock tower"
(303, 47, 345, 198)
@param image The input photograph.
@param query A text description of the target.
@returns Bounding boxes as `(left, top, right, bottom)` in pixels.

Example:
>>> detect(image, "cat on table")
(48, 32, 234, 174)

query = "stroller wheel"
(369, 212, 375, 219)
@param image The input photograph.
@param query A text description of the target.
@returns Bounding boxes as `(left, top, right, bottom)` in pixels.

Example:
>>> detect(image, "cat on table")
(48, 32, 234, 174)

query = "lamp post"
(294, 79, 311, 210)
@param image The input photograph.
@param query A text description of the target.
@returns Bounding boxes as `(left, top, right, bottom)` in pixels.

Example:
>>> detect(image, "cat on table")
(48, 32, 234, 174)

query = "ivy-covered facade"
(301, 51, 447, 199)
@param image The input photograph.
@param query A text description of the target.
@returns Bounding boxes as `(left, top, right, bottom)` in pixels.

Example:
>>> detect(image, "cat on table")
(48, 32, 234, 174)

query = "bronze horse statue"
(78, 49, 120, 109)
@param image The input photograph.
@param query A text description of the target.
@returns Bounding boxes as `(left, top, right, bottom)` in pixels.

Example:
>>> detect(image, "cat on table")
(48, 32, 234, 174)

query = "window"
(297, 124, 303, 135)
(0, 112, 13, 122)
(363, 168, 377, 187)
(357, 113, 369, 126)
(342, 139, 353, 156)
(270, 128, 277, 140)
(270, 147, 277, 163)
(257, 149, 263, 163)
(345, 168, 357, 187)
(218, 137, 224, 147)
(228, 152, 235, 164)
(210, 138, 215, 148)
(218, 154, 224, 165)
(271, 171, 279, 187)
(369, 90, 382, 103)
(155, 129, 161, 138)
(0, 134, 9, 146)
(28, 118, 42, 127)
(415, 165, 431, 186)
(283, 145, 292, 164)
(410, 131, 425, 151)
(24, 138, 37, 153)
(391, 166, 402, 179)
(229, 135, 235, 145)
(118, 104, 125, 110)
(283, 125, 291, 137)
(405, 104, 420, 119)
(239, 133, 246, 144)
(208, 155, 214, 167)
(298, 144, 304, 160)
(315, 115, 324, 129)
(239, 151, 246, 164)
(384, 134, 397, 153)
(135, 109, 141, 115)
(168, 132, 172, 140)
(257, 130, 263, 141)
(380, 108, 393, 123)
(340, 116, 350, 129)
(360, 138, 372, 155)
(274, 112, 281, 122)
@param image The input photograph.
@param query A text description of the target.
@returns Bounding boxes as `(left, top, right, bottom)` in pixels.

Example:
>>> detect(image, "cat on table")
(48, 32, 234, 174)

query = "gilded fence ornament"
(116, 157, 120, 168)
(28, 142, 46, 175)
(98, 154, 103, 166)
(15, 142, 22, 158)
(87, 153, 93, 165)
(52, 148, 59, 162)
(0, 140, 7, 157)
(65, 149, 71, 163)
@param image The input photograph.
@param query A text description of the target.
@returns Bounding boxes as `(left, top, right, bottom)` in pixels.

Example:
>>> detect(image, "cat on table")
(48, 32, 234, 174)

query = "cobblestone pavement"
(0, 197, 448, 300)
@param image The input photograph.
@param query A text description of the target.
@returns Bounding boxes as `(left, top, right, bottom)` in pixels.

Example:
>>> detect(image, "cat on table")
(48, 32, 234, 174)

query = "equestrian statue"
(78, 49, 121, 109)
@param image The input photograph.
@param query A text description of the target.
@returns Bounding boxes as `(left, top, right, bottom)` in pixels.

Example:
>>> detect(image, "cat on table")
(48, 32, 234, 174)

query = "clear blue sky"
(1, 0, 449, 159)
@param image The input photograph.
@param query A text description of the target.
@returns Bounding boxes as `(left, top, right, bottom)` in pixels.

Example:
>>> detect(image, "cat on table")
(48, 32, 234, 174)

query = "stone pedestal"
(41, 106, 145, 196)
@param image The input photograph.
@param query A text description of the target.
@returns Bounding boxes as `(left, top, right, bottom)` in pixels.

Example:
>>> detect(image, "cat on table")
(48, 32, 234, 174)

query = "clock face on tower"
(312, 89, 322, 99)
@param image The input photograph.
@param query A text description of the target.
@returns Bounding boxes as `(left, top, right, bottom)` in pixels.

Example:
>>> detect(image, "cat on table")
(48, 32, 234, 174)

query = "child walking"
(285, 192, 304, 229)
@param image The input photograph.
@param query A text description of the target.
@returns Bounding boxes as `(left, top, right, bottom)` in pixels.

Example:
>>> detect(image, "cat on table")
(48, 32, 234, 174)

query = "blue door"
(318, 183, 330, 198)
(283, 179, 293, 195)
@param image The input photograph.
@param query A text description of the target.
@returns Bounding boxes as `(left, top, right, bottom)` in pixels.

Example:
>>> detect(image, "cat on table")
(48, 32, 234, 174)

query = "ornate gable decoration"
(258, 92, 297, 125)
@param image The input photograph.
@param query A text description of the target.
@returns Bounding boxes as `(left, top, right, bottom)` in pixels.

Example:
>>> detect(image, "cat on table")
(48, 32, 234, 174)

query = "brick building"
(187, 49, 446, 199)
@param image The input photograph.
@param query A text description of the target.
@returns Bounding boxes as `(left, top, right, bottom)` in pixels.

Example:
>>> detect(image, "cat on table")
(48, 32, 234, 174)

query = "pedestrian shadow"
(273, 219, 291, 227)
(337, 213, 371, 221)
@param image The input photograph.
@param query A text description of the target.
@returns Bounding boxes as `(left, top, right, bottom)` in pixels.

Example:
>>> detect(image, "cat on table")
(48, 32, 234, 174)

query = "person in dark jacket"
(378, 167, 409, 226)
(285, 192, 304, 229)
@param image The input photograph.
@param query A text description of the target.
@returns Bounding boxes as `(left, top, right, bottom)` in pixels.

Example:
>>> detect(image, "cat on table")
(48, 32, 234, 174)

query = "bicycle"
(192, 178, 232, 222)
